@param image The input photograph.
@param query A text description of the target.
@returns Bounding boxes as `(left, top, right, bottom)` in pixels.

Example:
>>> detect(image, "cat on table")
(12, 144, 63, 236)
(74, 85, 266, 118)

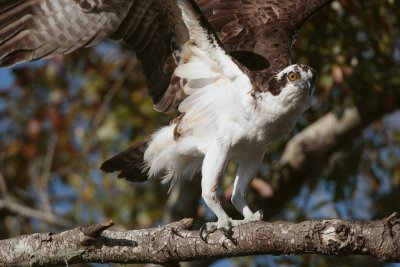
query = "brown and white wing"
(111, 0, 189, 112)
(0, 0, 333, 111)
(0, 0, 132, 66)
(196, 0, 334, 74)
(0, 0, 189, 112)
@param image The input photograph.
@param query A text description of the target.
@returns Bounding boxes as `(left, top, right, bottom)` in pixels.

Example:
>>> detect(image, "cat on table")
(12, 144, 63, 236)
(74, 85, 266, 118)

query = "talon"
(199, 224, 208, 242)
(221, 227, 233, 238)
(254, 209, 264, 221)
(220, 227, 237, 245)
(199, 223, 216, 242)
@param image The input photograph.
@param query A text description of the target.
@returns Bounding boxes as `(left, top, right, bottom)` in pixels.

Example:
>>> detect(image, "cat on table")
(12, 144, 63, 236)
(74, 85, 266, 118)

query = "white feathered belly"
(143, 74, 254, 185)
(143, 125, 202, 183)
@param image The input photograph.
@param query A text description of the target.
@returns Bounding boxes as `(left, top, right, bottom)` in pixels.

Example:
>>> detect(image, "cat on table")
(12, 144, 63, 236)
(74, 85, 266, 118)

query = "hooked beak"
(308, 68, 317, 96)
(307, 80, 315, 96)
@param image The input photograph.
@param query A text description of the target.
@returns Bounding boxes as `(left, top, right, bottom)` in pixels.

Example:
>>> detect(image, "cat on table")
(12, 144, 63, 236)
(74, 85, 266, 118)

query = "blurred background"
(0, 0, 399, 266)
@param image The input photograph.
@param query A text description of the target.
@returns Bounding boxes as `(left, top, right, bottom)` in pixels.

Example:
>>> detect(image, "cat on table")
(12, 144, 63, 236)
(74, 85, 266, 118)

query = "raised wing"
(0, 0, 189, 112)
(0, 0, 334, 112)
(196, 0, 334, 87)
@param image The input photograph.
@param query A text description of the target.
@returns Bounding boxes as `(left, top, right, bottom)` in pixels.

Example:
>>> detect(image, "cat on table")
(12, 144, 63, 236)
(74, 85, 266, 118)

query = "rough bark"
(1, 214, 399, 266)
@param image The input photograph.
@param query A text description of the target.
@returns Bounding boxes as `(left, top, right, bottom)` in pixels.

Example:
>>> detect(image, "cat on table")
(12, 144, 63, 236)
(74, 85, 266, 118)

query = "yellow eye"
(288, 72, 297, 81)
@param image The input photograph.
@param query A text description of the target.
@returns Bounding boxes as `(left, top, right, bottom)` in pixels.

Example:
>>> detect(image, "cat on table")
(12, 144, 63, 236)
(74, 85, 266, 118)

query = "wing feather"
(196, 0, 334, 74)
(111, 0, 190, 109)
(0, 0, 192, 113)
(0, 0, 132, 66)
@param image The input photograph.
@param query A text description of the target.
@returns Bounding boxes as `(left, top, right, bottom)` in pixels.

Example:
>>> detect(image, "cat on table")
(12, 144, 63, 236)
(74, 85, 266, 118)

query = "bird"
(0, 0, 331, 237)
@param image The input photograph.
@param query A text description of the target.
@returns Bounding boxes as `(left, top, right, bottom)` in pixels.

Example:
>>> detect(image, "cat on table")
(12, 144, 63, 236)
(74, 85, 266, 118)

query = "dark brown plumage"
(196, 0, 333, 91)
(100, 139, 149, 182)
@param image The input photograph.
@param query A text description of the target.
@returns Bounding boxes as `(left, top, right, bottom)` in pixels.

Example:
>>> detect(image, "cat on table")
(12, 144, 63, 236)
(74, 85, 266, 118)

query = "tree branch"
(1, 214, 399, 266)
(0, 198, 72, 228)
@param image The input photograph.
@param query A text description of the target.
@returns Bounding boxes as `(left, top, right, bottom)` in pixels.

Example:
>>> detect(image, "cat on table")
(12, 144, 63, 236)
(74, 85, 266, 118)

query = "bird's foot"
(242, 209, 263, 223)
(199, 211, 263, 243)
(227, 210, 264, 228)
(199, 218, 234, 243)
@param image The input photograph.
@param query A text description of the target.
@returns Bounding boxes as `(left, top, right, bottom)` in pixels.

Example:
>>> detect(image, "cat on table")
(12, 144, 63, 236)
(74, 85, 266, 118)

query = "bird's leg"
(199, 141, 233, 241)
(230, 156, 264, 225)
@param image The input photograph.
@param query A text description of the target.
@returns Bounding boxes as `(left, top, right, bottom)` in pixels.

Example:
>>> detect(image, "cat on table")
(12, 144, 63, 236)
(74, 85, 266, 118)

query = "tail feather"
(100, 140, 149, 182)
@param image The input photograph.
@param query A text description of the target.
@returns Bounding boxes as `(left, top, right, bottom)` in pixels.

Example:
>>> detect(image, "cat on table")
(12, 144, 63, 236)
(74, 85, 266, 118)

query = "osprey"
(0, 0, 330, 236)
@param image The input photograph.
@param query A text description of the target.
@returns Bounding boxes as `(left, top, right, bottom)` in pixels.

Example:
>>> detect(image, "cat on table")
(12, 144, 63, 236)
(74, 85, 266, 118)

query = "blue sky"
(0, 67, 13, 89)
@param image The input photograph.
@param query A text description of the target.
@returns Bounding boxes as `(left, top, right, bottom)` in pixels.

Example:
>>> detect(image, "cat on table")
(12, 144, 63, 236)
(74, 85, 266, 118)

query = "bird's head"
(264, 64, 316, 112)
(275, 64, 316, 96)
